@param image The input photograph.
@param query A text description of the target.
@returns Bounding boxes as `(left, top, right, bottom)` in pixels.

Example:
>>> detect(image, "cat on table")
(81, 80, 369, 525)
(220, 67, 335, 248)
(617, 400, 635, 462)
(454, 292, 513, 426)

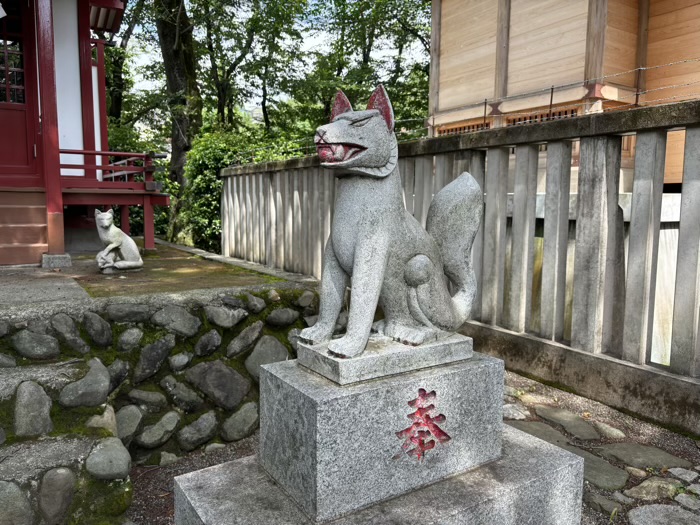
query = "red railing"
(59, 149, 165, 191)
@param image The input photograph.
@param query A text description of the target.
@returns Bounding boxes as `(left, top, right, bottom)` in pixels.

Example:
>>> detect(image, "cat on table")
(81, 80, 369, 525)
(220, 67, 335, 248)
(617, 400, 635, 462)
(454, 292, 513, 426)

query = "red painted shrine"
(0, 0, 169, 265)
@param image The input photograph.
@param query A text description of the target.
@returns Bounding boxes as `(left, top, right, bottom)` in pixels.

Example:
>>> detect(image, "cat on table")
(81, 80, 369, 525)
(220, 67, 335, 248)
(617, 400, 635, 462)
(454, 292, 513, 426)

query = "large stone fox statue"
(300, 86, 483, 358)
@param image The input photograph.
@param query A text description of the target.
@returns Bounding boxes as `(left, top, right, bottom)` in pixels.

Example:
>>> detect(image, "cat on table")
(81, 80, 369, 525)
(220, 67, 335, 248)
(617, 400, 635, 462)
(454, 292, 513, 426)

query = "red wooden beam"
(60, 179, 153, 190)
(62, 193, 170, 206)
(60, 149, 148, 158)
(94, 40, 110, 157)
(78, 0, 97, 180)
(89, 0, 124, 10)
(36, 0, 65, 255)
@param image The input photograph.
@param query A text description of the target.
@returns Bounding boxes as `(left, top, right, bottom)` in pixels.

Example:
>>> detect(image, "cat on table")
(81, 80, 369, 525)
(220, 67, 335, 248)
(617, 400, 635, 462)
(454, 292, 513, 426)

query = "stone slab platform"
(260, 355, 503, 522)
(174, 425, 584, 525)
(297, 333, 473, 385)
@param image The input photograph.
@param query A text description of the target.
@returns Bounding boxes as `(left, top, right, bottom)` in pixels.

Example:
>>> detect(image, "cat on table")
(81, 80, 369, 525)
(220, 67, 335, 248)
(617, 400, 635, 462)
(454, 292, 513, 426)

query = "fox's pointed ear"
(94, 208, 99, 217)
(107, 209, 114, 217)
(330, 90, 353, 121)
(367, 85, 394, 132)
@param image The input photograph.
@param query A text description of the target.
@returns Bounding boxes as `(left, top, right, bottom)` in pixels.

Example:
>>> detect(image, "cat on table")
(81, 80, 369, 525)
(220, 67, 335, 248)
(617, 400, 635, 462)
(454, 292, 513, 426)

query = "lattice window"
(436, 122, 490, 137)
(0, 2, 24, 105)
(506, 108, 578, 127)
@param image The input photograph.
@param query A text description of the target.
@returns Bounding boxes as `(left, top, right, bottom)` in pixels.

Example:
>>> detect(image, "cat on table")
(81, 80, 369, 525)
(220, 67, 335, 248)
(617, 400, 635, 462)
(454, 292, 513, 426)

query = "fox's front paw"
(327, 336, 366, 358)
(300, 325, 333, 345)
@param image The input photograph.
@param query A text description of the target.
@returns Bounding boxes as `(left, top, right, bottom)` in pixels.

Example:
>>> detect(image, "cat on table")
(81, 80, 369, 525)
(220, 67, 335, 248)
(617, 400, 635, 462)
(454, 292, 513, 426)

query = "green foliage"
(109, 0, 431, 249)
(177, 116, 308, 252)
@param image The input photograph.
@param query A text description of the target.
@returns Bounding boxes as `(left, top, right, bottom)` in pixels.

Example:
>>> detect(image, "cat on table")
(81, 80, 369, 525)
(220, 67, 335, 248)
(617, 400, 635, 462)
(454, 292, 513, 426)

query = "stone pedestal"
(260, 355, 503, 522)
(174, 337, 584, 525)
(174, 425, 584, 525)
(297, 333, 473, 385)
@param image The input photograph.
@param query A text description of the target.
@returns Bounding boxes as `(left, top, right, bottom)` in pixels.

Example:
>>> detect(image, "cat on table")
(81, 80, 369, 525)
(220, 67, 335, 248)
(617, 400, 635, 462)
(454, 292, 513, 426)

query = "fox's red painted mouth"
(317, 143, 366, 163)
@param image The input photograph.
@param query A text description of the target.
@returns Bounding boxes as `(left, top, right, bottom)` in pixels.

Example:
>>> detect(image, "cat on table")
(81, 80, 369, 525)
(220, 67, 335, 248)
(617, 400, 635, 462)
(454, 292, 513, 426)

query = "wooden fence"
(221, 100, 700, 431)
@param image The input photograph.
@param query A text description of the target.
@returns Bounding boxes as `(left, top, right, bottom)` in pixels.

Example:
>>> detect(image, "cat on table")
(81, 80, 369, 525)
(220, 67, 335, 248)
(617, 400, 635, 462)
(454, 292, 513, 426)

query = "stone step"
(174, 425, 584, 525)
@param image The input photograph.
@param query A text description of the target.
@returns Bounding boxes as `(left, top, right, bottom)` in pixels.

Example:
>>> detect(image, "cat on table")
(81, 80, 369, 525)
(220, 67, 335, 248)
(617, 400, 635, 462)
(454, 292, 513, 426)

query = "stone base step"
(174, 425, 584, 525)
(0, 243, 48, 265)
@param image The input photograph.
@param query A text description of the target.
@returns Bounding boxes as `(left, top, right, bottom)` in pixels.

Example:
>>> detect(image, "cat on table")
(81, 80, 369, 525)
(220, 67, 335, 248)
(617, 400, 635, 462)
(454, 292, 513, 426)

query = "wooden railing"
(59, 149, 165, 191)
(221, 100, 700, 433)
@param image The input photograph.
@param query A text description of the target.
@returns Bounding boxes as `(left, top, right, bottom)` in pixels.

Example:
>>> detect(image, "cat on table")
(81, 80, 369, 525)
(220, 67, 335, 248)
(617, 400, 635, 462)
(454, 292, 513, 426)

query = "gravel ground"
(126, 370, 700, 524)
(127, 435, 258, 525)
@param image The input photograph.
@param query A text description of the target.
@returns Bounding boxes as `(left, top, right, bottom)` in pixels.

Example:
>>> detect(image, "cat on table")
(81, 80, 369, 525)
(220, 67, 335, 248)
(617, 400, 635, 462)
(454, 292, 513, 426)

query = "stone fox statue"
(95, 209, 144, 271)
(300, 86, 483, 358)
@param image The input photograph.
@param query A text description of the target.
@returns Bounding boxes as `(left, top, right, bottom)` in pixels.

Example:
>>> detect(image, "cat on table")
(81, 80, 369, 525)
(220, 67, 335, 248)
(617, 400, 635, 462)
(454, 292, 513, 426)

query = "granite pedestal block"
(174, 425, 584, 525)
(259, 355, 503, 522)
(297, 333, 473, 385)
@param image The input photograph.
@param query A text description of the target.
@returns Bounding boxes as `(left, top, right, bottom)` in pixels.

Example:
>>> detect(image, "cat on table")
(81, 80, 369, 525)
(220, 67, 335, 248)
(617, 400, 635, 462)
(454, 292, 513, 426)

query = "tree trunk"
(154, 0, 202, 189)
(107, 0, 145, 123)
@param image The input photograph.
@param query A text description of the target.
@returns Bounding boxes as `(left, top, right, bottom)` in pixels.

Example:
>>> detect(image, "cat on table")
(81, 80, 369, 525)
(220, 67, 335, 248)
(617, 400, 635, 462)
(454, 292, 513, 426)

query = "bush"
(177, 126, 306, 253)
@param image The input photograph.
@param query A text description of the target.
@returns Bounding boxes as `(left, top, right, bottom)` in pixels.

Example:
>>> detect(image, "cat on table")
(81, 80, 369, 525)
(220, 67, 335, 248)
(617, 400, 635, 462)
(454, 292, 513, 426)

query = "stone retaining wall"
(0, 284, 317, 524)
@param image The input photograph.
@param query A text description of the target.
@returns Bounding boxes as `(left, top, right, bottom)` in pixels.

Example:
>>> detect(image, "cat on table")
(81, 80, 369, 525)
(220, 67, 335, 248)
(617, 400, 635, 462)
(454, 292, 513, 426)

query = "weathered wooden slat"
(250, 174, 258, 263)
(571, 136, 622, 354)
(322, 169, 332, 262)
(234, 177, 241, 258)
(415, 155, 433, 227)
(275, 173, 284, 270)
(293, 170, 302, 273)
(244, 175, 251, 261)
(670, 126, 700, 377)
(468, 150, 486, 320)
(453, 150, 471, 180)
(255, 173, 262, 264)
(312, 168, 322, 278)
(284, 171, 293, 273)
(540, 141, 572, 341)
(434, 154, 449, 195)
(481, 147, 509, 325)
(221, 179, 229, 257)
(302, 169, 311, 275)
(402, 157, 416, 215)
(265, 174, 274, 267)
(259, 173, 266, 264)
(621, 131, 666, 364)
(506, 144, 538, 332)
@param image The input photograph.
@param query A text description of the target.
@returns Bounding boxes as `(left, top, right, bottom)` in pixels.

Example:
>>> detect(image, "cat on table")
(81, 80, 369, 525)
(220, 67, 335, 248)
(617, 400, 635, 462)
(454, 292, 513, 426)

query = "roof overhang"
(89, 0, 125, 33)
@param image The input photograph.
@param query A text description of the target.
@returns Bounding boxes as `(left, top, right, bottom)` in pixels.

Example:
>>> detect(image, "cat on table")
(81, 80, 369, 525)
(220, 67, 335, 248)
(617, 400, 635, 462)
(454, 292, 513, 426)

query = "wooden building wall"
(603, 0, 639, 88)
(438, 0, 498, 111)
(507, 0, 588, 96)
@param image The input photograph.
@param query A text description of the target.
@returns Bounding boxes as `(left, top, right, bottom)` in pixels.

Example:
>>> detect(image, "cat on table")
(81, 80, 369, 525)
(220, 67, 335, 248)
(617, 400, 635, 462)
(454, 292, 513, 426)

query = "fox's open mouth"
(317, 143, 366, 163)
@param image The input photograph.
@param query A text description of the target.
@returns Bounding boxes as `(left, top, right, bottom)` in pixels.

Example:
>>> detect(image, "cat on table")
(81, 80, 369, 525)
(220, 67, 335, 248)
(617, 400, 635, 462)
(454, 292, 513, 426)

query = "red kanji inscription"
(396, 388, 451, 460)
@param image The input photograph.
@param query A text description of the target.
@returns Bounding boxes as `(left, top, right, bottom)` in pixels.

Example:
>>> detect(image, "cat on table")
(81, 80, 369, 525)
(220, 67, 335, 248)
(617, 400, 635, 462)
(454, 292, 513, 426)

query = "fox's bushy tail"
(426, 172, 483, 329)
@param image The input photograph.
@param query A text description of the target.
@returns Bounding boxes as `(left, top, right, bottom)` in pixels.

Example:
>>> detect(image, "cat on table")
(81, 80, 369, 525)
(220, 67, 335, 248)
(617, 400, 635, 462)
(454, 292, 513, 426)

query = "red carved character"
(396, 388, 451, 460)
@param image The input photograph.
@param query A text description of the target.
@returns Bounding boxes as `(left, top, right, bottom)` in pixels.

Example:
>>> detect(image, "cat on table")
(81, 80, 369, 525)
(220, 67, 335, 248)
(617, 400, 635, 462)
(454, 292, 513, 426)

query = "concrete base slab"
(174, 425, 584, 525)
(260, 355, 503, 522)
(297, 333, 473, 385)
(41, 254, 72, 269)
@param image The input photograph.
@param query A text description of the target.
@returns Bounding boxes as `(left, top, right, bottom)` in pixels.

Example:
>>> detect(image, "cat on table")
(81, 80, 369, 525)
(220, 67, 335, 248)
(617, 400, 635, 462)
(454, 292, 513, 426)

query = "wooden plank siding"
(438, 0, 498, 110)
(603, 0, 639, 87)
(507, 0, 588, 96)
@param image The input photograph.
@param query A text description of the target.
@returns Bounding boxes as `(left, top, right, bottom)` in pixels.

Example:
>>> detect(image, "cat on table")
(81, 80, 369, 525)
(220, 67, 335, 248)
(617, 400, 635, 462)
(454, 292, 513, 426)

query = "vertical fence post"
(221, 178, 228, 257)
(275, 172, 285, 270)
(506, 144, 538, 332)
(540, 141, 572, 341)
(481, 147, 508, 325)
(571, 136, 622, 354)
(622, 131, 666, 364)
(469, 150, 486, 320)
(266, 173, 275, 267)
(284, 171, 293, 273)
(670, 126, 700, 376)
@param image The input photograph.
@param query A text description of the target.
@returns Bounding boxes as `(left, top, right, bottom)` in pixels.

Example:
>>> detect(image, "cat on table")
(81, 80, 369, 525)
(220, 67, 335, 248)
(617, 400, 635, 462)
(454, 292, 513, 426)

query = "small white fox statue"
(300, 86, 483, 358)
(95, 209, 144, 272)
